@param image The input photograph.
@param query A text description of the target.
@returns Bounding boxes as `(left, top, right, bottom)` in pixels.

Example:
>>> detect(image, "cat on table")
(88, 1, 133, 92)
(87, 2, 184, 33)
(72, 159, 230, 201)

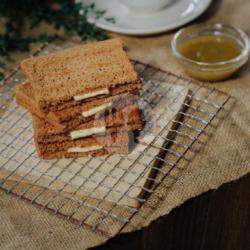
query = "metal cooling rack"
(0, 42, 233, 237)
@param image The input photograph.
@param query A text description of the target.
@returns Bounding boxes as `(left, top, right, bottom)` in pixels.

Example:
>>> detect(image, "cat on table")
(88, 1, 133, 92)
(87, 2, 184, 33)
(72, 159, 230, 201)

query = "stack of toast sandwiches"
(15, 39, 143, 159)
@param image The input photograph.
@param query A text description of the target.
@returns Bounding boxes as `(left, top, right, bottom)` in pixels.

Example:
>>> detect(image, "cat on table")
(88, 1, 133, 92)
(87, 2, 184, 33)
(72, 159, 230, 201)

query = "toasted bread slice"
(21, 38, 141, 112)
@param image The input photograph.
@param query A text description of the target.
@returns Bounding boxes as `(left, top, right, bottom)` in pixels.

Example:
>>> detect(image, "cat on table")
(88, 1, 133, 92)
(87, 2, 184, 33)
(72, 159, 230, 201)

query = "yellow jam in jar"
(179, 35, 242, 63)
(177, 35, 245, 81)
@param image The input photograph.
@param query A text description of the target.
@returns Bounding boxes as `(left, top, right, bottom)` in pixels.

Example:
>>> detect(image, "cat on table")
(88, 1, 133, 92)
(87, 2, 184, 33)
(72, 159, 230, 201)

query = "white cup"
(120, 0, 173, 14)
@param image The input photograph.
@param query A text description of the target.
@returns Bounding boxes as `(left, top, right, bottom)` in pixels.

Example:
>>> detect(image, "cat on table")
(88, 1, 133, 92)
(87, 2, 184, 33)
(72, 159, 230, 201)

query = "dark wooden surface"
(91, 174, 250, 250)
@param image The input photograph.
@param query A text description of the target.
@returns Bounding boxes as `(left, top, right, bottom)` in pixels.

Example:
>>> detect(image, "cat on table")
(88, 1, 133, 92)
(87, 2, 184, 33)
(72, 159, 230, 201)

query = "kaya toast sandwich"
(20, 38, 142, 117)
(34, 129, 131, 160)
(15, 81, 139, 131)
(34, 104, 143, 144)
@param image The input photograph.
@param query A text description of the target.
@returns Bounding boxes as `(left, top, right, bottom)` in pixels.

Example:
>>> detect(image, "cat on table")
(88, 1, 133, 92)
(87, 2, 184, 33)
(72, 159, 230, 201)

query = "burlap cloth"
(0, 0, 250, 249)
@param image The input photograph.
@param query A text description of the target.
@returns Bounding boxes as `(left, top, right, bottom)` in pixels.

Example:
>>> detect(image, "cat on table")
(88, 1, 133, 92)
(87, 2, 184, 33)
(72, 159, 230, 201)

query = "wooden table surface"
(92, 174, 250, 250)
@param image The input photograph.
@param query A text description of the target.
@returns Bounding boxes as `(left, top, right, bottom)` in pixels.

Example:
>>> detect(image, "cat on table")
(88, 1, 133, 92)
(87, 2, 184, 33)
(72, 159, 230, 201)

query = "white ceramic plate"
(81, 0, 212, 35)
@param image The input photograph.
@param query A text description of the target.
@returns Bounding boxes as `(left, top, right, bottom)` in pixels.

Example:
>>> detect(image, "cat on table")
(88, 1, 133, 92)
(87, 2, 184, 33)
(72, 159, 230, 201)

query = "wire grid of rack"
(0, 42, 232, 237)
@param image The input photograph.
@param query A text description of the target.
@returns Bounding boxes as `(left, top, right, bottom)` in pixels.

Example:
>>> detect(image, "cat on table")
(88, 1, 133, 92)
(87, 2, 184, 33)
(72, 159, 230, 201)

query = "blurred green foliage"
(0, 0, 111, 78)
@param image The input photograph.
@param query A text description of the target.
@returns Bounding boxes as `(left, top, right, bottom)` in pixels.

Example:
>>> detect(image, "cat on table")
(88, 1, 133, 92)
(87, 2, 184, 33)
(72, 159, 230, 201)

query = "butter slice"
(70, 126, 106, 140)
(67, 145, 103, 153)
(73, 88, 109, 101)
(81, 102, 112, 118)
